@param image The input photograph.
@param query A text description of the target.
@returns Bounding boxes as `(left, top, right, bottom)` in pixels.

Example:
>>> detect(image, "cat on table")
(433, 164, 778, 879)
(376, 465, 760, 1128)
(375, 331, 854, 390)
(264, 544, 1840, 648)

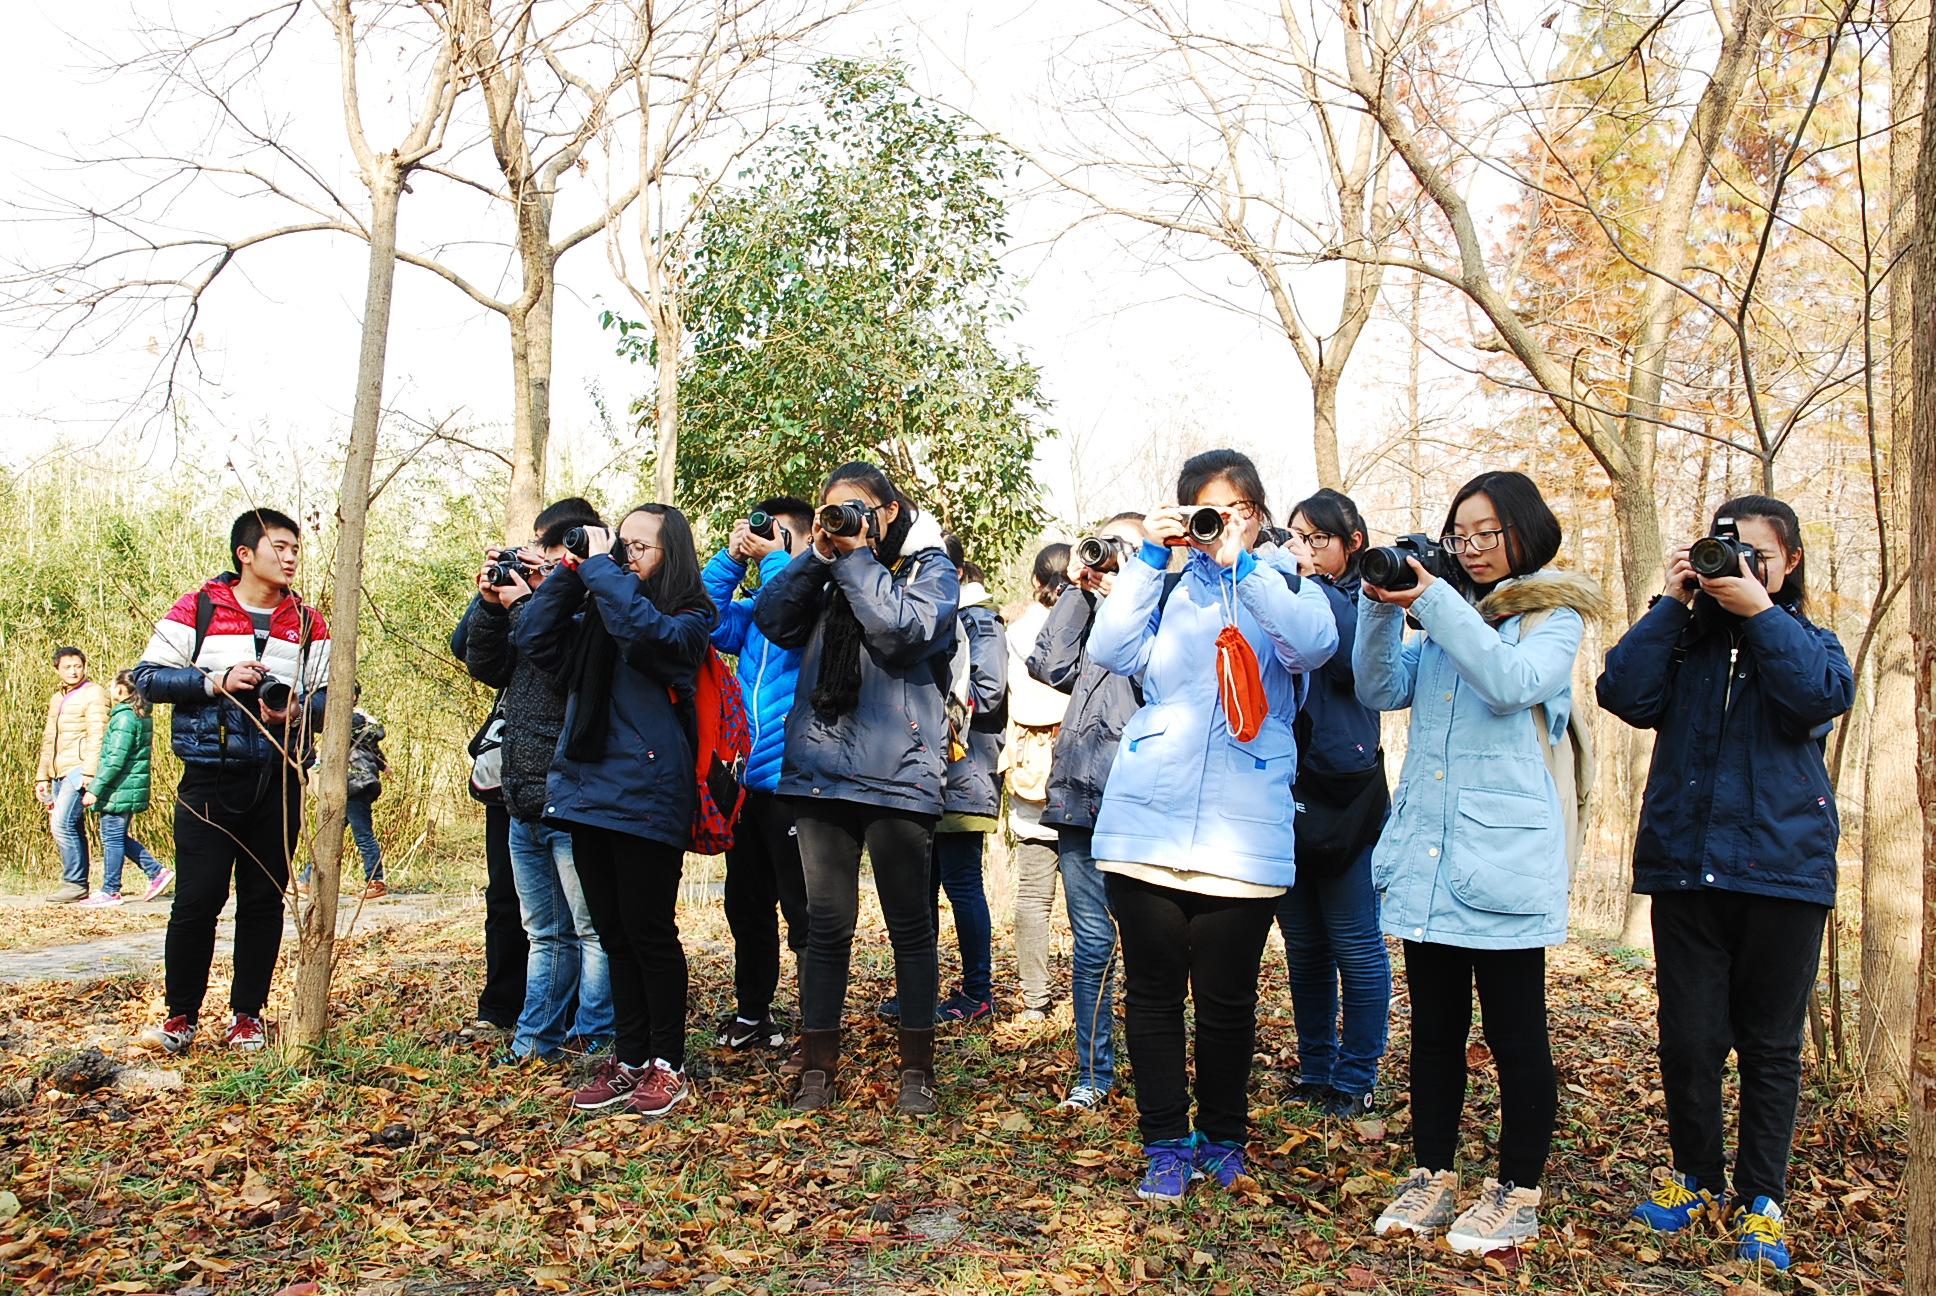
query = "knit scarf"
(810, 508, 915, 719)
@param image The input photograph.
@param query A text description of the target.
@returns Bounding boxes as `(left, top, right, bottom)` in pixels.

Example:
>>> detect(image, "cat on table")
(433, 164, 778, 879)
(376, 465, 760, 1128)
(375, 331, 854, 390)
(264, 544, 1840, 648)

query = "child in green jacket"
(78, 672, 174, 906)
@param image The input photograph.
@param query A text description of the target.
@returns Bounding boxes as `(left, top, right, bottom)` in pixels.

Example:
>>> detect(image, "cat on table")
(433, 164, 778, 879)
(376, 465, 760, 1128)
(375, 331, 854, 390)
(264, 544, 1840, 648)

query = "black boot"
(897, 1027, 937, 1115)
(790, 1029, 840, 1112)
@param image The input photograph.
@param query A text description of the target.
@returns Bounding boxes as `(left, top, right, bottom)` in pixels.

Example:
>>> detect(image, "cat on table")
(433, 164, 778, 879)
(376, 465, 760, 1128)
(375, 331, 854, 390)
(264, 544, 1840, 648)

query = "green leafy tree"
(605, 58, 1050, 562)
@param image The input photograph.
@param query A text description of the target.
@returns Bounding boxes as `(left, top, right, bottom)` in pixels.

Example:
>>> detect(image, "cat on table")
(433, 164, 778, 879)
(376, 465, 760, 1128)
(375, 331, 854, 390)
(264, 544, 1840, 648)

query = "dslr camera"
(1162, 505, 1227, 547)
(256, 675, 293, 714)
(1361, 534, 1450, 592)
(488, 544, 532, 587)
(818, 500, 875, 539)
(1686, 516, 1763, 589)
(1074, 534, 1130, 572)
(562, 525, 603, 560)
(748, 510, 780, 541)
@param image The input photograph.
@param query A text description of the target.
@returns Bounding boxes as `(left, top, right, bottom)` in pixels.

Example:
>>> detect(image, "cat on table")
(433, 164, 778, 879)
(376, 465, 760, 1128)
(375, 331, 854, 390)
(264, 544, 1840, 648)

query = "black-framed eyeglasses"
(1439, 526, 1512, 555)
(1290, 529, 1336, 551)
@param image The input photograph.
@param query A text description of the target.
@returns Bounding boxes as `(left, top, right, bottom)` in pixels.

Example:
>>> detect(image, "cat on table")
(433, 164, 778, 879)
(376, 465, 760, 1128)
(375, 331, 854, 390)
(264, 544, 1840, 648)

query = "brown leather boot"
(897, 1027, 937, 1115)
(790, 1029, 839, 1112)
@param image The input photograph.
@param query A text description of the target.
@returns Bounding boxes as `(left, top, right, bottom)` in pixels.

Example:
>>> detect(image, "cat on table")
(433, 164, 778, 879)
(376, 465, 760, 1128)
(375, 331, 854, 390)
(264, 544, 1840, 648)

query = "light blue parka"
(1353, 571, 1600, 949)
(1089, 541, 1339, 888)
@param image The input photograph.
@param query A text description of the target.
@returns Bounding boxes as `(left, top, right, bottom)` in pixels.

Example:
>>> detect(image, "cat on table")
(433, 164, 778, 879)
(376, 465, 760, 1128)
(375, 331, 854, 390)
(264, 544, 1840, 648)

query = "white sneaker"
(1446, 1178, 1541, 1254)
(1374, 1167, 1460, 1236)
(75, 891, 125, 908)
(1057, 1084, 1109, 1112)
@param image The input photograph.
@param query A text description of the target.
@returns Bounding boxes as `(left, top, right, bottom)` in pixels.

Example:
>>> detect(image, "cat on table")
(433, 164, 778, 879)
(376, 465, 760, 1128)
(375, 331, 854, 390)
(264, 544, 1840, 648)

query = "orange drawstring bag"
(1216, 623, 1266, 742)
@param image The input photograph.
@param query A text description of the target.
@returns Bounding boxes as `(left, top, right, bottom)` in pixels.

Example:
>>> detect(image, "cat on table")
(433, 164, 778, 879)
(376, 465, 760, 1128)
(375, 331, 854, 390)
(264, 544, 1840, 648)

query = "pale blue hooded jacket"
(1088, 541, 1338, 888)
(1353, 571, 1601, 949)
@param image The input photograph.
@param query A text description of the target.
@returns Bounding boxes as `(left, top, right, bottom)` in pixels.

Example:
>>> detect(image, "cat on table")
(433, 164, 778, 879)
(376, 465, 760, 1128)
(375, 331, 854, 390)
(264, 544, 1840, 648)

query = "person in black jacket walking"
(753, 461, 960, 1115)
(1027, 511, 1146, 1112)
(516, 504, 716, 1120)
(1597, 495, 1852, 1273)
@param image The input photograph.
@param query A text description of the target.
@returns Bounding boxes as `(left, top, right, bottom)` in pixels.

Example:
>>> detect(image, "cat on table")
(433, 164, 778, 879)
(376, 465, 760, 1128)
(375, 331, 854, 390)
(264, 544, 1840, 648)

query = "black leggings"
(1106, 871, 1278, 1145)
(792, 800, 937, 1034)
(570, 825, 687, 1069)
(1402, 940, 1556, 1188)
(722, 789, 809, 1021)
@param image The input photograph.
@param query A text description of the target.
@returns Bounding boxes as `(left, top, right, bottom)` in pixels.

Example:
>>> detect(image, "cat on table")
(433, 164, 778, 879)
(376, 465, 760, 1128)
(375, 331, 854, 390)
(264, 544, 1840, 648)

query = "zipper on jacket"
(749, 637, 771, 761)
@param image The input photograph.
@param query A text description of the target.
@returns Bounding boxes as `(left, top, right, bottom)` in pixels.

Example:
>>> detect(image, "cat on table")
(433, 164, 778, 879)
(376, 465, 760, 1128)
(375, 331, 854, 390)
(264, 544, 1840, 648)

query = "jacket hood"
(897, 510, 947, 563)
(958, 581, 993, 610)
(1477, 569, 1606, 624)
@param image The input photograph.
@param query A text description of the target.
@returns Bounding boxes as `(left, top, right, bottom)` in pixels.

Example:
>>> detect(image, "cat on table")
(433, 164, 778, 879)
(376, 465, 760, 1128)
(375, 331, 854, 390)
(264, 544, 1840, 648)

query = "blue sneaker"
(1631, 1171, 1719, 1232)
(937, 993, 993, 1026)
(1734, 1197, 1791, 1271)
(1136, 1138, 1198, 1203)
(1195, 1138, 1246, 1189)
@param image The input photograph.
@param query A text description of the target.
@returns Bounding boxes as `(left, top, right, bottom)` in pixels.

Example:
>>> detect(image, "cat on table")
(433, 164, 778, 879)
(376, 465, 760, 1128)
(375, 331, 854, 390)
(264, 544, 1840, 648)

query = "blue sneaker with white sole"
(1195, 1138, 1246, 1189)
(1135, 1138, 1199, 1203)
(1734, 1197, 1791, 1271)
(1631, 1171, 1719, 1232)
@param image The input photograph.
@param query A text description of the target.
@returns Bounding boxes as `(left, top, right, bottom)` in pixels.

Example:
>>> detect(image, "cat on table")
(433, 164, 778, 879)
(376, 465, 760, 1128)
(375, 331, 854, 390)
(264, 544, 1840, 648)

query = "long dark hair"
(1713, 494, 1808, 616)
(1440, 470, 1562, 595)
(1177, 448, 1273, 528)
(113, 669, 151, 718)
(1290, 488, 1367, 579)
(562, 503, 716, 761)
(812, 462, 919, 718)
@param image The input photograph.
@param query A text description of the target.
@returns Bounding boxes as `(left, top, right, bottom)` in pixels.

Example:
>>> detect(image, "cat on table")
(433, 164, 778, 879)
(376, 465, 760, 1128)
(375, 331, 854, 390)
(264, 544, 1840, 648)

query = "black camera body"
(1361, 533, 1449, 591)
(488, 544, 531, 587)
(1074, 534, 1129, 571)
(818, 500, 874, 539)
(1686, 517, 1763, 588)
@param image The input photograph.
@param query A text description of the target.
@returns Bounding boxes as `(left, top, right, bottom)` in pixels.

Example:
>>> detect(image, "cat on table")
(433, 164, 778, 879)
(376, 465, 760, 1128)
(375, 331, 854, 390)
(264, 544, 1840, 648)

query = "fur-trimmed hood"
(1477, 569, 1606, 625)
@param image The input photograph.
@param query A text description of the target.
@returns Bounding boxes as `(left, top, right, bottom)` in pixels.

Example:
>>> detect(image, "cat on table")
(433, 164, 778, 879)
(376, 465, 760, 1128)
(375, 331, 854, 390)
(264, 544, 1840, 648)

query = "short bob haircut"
(1439, 470, 1562, 592)
(1176, 449, 1272, 526)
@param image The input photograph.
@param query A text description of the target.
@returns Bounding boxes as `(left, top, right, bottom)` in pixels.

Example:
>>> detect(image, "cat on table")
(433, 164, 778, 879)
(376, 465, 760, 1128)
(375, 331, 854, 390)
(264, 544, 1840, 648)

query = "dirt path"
(0, 892, 479, 985)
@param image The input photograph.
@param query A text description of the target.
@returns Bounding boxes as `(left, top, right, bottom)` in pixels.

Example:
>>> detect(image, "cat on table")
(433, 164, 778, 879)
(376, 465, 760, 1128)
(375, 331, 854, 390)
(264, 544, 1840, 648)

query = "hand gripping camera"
(1162, 506, 1227, 548)
(1074, 534, 1130, 572)
(488, 544, 531, 588)
(1686, 516, 1763, 589)
(1360, 534, 1450, 592)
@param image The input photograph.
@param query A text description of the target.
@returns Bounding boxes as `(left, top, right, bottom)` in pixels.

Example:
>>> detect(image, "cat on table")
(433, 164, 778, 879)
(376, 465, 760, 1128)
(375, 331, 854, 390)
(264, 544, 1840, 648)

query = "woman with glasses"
(515, 505, 716, 1120)
(1354, 470, 1602, 1254)
(1087, 448, 1337, 1204)
(753, 461, 959, 1115)
(1273, 489, 1392, 1122)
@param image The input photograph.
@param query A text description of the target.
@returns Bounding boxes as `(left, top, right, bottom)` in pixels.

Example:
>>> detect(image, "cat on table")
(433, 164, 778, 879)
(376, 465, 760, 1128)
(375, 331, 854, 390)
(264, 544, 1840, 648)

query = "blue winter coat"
(1596, 596, 1851, 909)
(1029, 585, 1142, 832)
(514, 555, 713, 849)
(942, 589, 1008, 819)
(752, 512, 961, 817)
(1088, 542, 1338, 887)
(702, 547, 803, 795)
(1299, 574, 1382, 777)
(1355, 571, 1600, 949)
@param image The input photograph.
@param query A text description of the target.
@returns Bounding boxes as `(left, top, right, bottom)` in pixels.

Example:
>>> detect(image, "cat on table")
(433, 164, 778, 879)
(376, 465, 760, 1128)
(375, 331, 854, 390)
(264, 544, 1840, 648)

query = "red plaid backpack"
(678, 646, 751, 855)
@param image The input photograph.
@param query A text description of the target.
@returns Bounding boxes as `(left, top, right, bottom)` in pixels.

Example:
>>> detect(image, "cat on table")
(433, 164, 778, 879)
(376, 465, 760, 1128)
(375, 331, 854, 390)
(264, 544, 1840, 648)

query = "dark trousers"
(1106, 871, 1277, 1146)
(1403, 941, 1556, 1188)
(477, 802, 528, 1028)
(929, 831, 993, 1003)
(793, 800, 937, 1033)
(166, 763, 301, 1020)
(1652, 888, 1826, 1205)
(571, 825, 688, 1069)
(723, 789, 809, 1021)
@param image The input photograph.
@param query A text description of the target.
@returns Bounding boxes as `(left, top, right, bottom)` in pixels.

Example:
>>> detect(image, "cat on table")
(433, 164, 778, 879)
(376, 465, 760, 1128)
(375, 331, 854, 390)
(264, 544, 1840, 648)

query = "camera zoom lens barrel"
(1187, 506, 1225, 543)
(1361, 545, 1414, 591)
(1075, 536, 1113, 569)
(818, 502, 868, 537)
(748, 511, 775, 540)
(1688, 536, 1737, 579)
(562, 526, 591, 559)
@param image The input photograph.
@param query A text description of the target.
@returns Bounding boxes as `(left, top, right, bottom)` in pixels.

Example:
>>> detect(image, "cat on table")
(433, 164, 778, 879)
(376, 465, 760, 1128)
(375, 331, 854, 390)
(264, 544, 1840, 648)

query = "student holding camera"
(133, 509, 331, 1055)
(753, 462, 960, 1115)
(1597, 496, 1851, 1272)
(1008, 543, 1073, 1024)
(1087, 449, 1338, 1203)
(701, 496, 815, 1052)
(1276, 488, 1392, 1122)
(515, 505, 716, 1119)
(1028, 513, 1146, 1112)
(1354, 470, 1599, 1253)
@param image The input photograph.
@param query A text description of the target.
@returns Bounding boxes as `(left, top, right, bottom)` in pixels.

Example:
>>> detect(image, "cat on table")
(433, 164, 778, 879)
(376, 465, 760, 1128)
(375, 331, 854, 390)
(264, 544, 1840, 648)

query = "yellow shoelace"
(1650, 1178, 1700, 1209)
(1739, 1210, 1784, 1246)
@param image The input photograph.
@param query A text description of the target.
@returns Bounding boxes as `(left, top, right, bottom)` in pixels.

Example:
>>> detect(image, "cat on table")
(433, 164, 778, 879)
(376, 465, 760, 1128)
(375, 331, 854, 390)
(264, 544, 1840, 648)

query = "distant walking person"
(78, 671, 174, 907)
(345, 698, 389, 899)
(133, 508, 331, 1055)
(36, 645, 107, 904)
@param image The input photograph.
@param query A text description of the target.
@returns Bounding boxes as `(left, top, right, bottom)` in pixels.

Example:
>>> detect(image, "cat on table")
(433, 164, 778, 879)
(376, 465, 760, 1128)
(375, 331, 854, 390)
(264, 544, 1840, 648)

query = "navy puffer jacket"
(1028, 585, 1140, 832)
(514, 555, 713, 849)
(1596, 596, 1853, 908)
(1297, 574, 1383, 776)
(941, 586, 1008, 818)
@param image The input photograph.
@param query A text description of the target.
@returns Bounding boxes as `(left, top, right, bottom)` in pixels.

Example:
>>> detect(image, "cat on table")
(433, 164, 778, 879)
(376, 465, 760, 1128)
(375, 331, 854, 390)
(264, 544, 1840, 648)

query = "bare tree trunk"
(1609, 468, 1665, 946)
(507, 305, 542, 538)
(654, 313, 681, 502)
(1312, 374, 1343, 490)
(289, 164, 402, 1051)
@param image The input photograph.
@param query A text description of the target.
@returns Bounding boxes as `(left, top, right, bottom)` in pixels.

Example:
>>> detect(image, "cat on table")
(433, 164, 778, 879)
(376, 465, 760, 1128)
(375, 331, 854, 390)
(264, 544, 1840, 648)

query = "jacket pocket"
(1445, 787, 1560, 915)
(1104, 712, 1170, 805)
(1221, 726, 1296, 826)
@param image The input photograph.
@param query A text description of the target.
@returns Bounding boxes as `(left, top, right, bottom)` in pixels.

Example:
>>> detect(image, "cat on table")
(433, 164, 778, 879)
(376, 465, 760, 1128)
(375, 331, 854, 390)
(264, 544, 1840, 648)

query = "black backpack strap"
(191, 591, 216, 666)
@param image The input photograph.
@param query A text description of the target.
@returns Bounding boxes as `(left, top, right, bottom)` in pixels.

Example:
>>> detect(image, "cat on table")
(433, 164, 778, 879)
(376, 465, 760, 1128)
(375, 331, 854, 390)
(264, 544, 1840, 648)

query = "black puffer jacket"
(1028, 585, 1141, 832)
(464, 598, 570, 822)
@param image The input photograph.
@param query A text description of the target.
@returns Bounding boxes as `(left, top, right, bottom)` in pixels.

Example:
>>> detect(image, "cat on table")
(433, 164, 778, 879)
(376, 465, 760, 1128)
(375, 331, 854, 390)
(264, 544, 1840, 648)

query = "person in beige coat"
(35, 646, 108, 903)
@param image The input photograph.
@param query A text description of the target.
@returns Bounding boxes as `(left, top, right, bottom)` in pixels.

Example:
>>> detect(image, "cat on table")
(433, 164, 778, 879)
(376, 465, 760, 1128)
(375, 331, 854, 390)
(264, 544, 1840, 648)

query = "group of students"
(117, 451, 1847, 1271)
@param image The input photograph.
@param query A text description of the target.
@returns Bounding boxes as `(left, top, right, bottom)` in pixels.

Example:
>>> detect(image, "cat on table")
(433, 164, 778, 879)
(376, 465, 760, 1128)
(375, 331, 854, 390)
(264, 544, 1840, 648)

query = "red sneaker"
(225, 1013, 268, 1052)
(572, 1058, 645, 1111)
(627, 1062, 688, 1118)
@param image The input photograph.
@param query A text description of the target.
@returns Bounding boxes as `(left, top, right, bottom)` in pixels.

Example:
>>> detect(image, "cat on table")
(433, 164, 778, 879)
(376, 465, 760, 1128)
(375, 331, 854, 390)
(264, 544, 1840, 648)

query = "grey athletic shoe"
(1446, 1178, 1542, 1254)
(1373, 1167, 1459, 1237)
(45, 881, 87, 905)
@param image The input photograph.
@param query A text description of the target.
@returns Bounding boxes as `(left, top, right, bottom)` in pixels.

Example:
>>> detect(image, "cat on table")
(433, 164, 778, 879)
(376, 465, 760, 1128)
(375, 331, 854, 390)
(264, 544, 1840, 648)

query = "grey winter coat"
(752, 512, 960, 818)
(1028, 585, 1142, 832)
(941, 586, 1008, 819)
(464, 597, 570, 822)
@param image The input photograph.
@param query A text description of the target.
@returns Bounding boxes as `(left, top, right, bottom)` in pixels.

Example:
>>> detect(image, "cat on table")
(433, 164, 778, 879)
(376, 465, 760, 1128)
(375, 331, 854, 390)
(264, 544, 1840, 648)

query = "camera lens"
(257, 679, 292, 712)
(1688, 536, 1737, 579)
(1360, 545, 1415, 591)
(1075, 536, 1113, 569)
(563, 526, 590, 559)
(1187, 506, 1225, 544)
(818, 502, 868, 537)
(748, 511, 775, 540)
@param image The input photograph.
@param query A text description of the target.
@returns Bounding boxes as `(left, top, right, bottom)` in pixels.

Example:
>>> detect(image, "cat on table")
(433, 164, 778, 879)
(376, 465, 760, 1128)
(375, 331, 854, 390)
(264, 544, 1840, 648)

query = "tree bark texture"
(654, 314, 680, 503)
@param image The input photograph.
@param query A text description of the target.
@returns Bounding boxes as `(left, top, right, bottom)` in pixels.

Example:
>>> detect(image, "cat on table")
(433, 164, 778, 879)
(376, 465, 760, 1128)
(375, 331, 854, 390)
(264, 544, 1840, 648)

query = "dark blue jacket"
(752, 513, 960, 817)
(1028, 585, 1140, 832)
(941, 590, 1008, 819)
(1596, 596, 1853, 908)
(1297, 574, 1382, 777)
(702, 547, 802, 795)
(514, 555, 713, 850)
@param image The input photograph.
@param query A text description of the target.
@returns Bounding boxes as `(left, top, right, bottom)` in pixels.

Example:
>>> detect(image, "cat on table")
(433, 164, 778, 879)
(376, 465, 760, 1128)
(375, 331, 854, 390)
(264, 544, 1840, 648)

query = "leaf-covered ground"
(0, 894, 1905, 1295)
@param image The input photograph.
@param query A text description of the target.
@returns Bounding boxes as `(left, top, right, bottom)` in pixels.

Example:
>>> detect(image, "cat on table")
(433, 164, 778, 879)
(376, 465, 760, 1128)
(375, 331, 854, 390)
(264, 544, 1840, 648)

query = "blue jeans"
(929, 831, 992, 1003)
(1275, 847, 1391, 1095)
(1059, 827, 1119, 1092)
(51, 770, 91, 887)
(98, 813, 165, 895)
(347, 797, 383, 881)
(509, 816, 613, 1058)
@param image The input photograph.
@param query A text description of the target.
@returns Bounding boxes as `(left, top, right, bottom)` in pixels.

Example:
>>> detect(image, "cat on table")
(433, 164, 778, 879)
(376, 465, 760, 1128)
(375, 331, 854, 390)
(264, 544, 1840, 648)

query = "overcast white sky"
(0, 0, 1448, 524)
